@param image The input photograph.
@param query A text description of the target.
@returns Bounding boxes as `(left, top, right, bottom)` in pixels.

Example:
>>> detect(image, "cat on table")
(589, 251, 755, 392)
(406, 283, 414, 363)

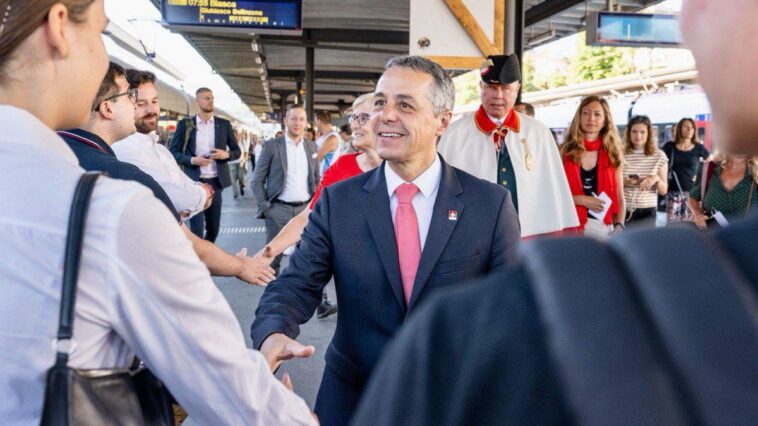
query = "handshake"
(233, 245, 277, 287)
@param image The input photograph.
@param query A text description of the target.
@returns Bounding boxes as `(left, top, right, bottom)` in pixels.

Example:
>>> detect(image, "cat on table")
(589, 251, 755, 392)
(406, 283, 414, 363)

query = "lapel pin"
(448, 210, 458, 221)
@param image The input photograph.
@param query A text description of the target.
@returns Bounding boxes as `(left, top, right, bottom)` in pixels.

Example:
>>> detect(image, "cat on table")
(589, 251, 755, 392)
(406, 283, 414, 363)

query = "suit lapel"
(187, 115, 198, 155)
(362, 164, 406, 310)
(278, 138, 288, 176)
(304, 141, 316, 191)
(214, 118, 222, 149)
(408, 160, 464, 310)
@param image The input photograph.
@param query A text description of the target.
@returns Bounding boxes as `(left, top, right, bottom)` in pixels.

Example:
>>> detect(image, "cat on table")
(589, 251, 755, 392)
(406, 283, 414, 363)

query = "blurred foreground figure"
(353, 1, 758, 424)
(0, 1, 314, 424)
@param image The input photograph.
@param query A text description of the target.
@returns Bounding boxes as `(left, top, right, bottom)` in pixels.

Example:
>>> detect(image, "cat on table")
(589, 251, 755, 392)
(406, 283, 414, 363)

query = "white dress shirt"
(195, 115, 217, 178)
(278, 135, 311, 203)
(385, 154, 442, 251)
(112, 132, 208, 218)
(0, 106, 315, 426)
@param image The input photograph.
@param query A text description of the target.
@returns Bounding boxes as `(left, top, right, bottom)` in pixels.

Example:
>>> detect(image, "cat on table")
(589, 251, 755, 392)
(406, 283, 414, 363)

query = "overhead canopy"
(150, 0, 665, 115)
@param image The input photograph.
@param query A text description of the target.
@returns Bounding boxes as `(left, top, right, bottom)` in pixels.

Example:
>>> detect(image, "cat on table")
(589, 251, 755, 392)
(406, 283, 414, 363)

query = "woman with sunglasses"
(622, 115, 668, 226)
(255, 94, 381, 265)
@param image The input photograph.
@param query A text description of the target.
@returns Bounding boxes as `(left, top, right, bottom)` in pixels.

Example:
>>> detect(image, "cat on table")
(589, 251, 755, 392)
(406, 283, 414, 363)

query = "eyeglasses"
(95, 88, 138, 111)
(348, 112, 371, 126)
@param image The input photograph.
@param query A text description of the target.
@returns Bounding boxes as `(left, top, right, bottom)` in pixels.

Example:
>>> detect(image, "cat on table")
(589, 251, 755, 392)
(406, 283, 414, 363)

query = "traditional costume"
(438, 54, 578, 237)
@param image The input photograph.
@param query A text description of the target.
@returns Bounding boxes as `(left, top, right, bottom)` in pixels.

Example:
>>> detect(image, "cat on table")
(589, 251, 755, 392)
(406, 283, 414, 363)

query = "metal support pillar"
(305, 46, 315, 122)
(295, 81, 302, 105)
(514, 0, 524, 103)
(280, 94, 287, 127)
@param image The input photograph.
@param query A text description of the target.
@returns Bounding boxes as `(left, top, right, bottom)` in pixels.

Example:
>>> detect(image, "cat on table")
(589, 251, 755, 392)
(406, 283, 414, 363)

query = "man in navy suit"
(250, 56, 521, 425)
(170, 87, 240, 242)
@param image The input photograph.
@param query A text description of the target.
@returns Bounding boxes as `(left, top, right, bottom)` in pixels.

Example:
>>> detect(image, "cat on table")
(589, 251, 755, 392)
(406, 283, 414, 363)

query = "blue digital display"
(588, 12, 681, 48)
(162, 0, 301, 31)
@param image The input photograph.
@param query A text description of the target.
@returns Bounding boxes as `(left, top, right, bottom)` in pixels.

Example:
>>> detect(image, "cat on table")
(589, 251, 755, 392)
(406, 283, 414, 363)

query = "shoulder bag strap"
(700, 161, 716, 206)
(54, 171, 102, 364)
(669, 147, 685, 194)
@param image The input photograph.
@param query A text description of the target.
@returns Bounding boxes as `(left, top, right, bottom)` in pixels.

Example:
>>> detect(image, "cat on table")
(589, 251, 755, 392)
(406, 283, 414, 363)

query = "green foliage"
(453, 70, 482, 107)
(569, 37, 634, 83)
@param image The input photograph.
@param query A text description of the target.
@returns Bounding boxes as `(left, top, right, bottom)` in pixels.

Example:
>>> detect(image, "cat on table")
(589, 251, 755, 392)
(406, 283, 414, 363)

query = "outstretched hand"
(253, 244, 277, 266)
(260, 333, 315, 372)
(236, 248, 276, 286)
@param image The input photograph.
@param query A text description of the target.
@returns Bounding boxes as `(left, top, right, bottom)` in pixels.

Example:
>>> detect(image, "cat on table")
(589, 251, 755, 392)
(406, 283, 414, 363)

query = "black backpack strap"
(53, 172, 102, 365)
(611, 228, 758, 425)
(521, 238, 690, 425)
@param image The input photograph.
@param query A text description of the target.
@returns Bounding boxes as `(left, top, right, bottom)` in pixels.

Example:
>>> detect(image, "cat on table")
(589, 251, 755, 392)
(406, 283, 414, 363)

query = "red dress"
(309, 153, 364, 210)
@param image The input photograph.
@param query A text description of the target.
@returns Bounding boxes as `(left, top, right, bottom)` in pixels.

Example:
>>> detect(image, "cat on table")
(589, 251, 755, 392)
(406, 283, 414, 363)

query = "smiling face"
(580, 101, 606, 139)
(134, 82, 160, 134)
(107, 75, 137, 140)
(480, 81, 520, 119)
(350, 101, 375, 152)
(371, 66, 450, 167)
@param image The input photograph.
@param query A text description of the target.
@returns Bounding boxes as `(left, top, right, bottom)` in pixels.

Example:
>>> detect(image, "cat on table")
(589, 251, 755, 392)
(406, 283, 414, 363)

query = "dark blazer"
(353, 213, 758, 426)
(251, 157, 520, 425)
(169, 115, 240, 188)
(251, 136, 320, 217)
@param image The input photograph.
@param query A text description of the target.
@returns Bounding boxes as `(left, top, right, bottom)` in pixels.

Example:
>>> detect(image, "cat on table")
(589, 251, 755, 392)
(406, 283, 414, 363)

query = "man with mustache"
(353, 2, 758, 423)
(251, 56, 520, 425)
(438, 54, 578, 238)
(113, 71, 214, 221)
(110, 69, 274, 286)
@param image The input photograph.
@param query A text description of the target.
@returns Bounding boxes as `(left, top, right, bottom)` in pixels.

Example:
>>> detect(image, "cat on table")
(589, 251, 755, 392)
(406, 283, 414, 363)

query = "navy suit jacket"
(169, 115, 240, 188)
(251, 157, 520, 423)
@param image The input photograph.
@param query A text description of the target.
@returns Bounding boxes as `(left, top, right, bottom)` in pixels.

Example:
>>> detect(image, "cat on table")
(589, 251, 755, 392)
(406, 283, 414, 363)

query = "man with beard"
(353, 2, 758, 424)
(113, 70, 213, 221)
(108, 68, 274, 286)
(169, 87, 241, 242)
(438, 55, 578, 238)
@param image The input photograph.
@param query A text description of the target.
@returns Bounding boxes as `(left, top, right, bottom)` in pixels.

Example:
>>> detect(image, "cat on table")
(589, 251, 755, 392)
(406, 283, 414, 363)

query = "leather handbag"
(39, 172, 173, 426)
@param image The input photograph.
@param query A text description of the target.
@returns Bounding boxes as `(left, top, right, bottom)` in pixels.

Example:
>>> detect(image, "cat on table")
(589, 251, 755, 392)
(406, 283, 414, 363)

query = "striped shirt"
(623, 149, 667, 209)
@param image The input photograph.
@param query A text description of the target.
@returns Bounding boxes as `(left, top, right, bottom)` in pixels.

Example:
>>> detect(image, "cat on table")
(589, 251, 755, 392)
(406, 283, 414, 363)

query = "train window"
(698, 126, 706, 141)
(664, 125, 673, 144)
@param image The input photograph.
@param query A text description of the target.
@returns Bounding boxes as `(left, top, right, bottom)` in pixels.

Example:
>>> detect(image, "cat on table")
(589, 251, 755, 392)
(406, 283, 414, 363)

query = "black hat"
(480, 54, 521, 84)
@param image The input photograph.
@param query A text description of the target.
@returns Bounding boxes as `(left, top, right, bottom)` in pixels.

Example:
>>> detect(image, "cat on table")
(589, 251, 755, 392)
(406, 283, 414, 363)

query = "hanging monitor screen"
(587, 12, 681, 48)
(161, 0, 302, 34)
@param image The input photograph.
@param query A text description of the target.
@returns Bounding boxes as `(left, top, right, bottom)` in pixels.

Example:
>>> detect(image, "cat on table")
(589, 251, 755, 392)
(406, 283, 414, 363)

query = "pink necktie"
(394, 183, 421, 305)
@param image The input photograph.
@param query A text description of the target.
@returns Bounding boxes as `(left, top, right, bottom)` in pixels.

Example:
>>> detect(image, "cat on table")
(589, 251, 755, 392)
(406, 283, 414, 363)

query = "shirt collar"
(0, 105, 79, 166)
(196, 115, 214, 126)
(385, 154, 442, 199)
(285, 133, 304, 146)
(58, 128, 116, 157)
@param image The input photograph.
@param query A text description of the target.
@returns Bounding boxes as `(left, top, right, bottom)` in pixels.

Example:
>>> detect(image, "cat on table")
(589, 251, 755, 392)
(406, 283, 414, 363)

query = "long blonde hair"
(713, 152, 758, 183)
(561, 96, 624, 168)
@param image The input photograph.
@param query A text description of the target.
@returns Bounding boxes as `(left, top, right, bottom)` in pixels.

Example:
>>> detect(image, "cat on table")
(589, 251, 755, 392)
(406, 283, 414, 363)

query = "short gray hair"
(384, 56, 455, 116)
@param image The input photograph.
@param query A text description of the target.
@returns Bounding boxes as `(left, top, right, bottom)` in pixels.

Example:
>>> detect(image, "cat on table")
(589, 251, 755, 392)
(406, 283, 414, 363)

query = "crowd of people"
(1, 0, 756, 425)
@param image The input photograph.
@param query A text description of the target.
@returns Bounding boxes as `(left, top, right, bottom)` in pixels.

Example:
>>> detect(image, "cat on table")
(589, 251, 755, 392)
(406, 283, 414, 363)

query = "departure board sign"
(587, 12, 681, 48)
(161, 0, 302, 34)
